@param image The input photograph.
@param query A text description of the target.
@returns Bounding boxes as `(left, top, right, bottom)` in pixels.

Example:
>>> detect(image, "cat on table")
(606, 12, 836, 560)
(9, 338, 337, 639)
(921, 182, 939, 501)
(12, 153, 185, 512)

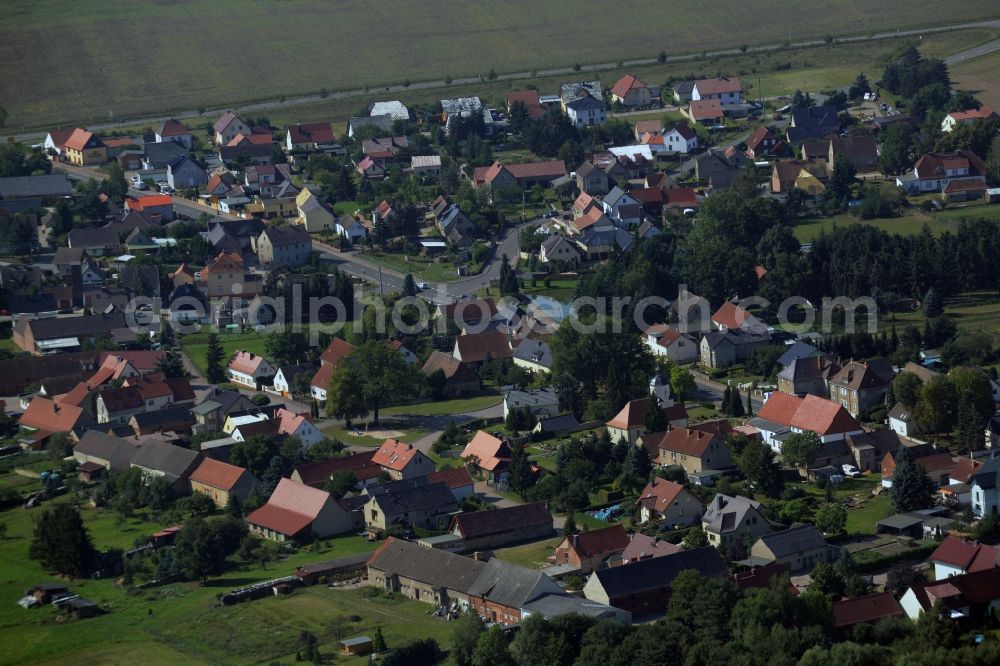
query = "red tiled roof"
(931, 536, 990, 570)
(656, 427, 721, 457)
(371, 439, 423, 472)
(948, 106, 996, 122)
(292, 451, 379, 487)
(477, 160, 567, 185)
(288, 122, 335, 144)
(460, 431, 509, 471)
(246, 478, 332, 536)
(507, 90, 541, 108)
(320, 338, 356, 366)
(790, 395, 862, 436)
(127, 194, 173, 210)
(607, 397, 687, 430)
(611, 74, 648, 98)
(563, 524, 629, 558)
(99, 351, 165, 373)
(20, 397, 85, 432)
(454, 331, 512, 363)
(746, 125, 775, 150)
(635, 120, 662, 136)
(310, 363, 335, 390)
(621, 532, 683, 563)
(950, 457, 982, 483)
(201, 251, 243, 276)
(635, 477, 687, 513)
(663, 187, 698, 208)
(46, 128, 75, 149)
(712, 302, 755, 329)
(914, 150, 986, 180)
(689, 99, 724, 120)
(189, 458, 249, 491)
(758, 392, 803, 426)
(64, 128, 101, 151)
(427, 466, 474, 490)
(832, 592, 903, 628)
(228, 350, 268, 376)
(916, 452, 956, 473)
(274, 407, 311, 436)
(159, 119, 189, 136)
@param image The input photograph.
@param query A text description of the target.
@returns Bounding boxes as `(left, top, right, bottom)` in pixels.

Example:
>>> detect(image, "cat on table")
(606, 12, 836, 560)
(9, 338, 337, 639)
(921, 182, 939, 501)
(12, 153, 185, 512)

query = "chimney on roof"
(53, 403, 60, 414)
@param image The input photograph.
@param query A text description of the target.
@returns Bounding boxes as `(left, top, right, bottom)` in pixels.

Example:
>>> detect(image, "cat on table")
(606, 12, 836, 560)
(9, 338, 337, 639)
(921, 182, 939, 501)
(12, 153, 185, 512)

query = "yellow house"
(295, 188, 335, 233)
(63, 128, 107, 166)
(188, 458, 259, 508)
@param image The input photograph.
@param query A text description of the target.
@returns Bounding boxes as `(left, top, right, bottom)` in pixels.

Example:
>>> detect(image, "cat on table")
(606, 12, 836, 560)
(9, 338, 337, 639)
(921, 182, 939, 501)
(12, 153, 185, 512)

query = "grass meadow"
(2, 1, 999, 130)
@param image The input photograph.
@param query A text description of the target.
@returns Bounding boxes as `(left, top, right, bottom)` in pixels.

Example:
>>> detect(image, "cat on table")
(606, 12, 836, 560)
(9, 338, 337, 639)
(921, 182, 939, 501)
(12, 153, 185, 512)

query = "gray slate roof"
(588, 546, 726, 598)
(467, 558, 563, 608)
(75, 430, 137, 471)
(130, 440, 201, 480)
(365, 477, 457, 517)
(512, 339, 553, 368)
(756, 524, 831, 558)
(703, 494, 762, 534)
(367, 537, 485, 593)
(0, 174, 73, 198)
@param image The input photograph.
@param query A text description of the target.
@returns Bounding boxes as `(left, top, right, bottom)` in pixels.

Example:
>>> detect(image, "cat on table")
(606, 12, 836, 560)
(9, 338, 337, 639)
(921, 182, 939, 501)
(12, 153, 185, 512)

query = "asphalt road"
(944, 38, 1000, 65)
(12, 19, 1000, 141)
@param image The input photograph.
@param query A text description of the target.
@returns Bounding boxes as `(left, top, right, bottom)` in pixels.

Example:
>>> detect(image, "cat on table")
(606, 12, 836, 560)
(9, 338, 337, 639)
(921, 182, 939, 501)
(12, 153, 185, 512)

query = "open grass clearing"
(951, 49, 1000, 109)
(379, 393, 502, 418)
(494, 537, 562, 569)
(792, 203, 1000, 243)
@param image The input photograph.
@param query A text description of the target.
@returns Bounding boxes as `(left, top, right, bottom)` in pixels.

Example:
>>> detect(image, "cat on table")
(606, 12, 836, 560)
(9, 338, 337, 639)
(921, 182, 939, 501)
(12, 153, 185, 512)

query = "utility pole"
(378, 265, 383, 296)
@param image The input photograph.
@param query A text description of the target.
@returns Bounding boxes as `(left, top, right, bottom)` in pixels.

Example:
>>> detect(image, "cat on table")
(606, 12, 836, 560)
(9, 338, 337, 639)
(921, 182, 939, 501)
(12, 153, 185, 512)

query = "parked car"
(842, 464, 862, 478)
(159, 184, 174, 194)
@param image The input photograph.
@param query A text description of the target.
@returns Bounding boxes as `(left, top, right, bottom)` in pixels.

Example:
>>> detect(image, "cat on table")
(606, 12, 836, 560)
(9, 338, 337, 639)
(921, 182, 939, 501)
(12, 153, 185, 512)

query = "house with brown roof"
(745, 126, 787, 160)
(895, 149, 987, 198)
(155, 119, 192, 149)
(941, 106, 998, 132)
(882, 449, 955, 488)
(427, 467, 475, 501)
(506, 89, 546, 119)
(213, 111, 251, 145)
(770, 159, 828, 195)
(285, 122, 336, 151)
(63, 129, 107, 166)
(290, 451, 382, 489)
(200, 251, 249, 299)
(450, 502, 554, 551)
(828, 135, 878, 173)
(634, 119, 663, 141)
(634, 477, 703, 526)
(95, 375, 195, 425)
(574, 162, 610, 196)
(371, 439, 435, 480)
(453, 331, 513, 366)
(460, 431, 511, 486)
(900, 567, 1000, 623)
(246, 478, 352, 541)
(687, 100, 724, 125)
(227, 350, 275, 389)
(827, 360, 892, 418)
(472, 160, 567, 193)
(421, 351, 480, 398)
(660, 123, 699, 155)
(832, 592, 904, 635)
(647, 427, 734, 477)
(554, 524, 630, 574)
(19, 397, 93, 441)
(930, 535, 1000, 579)
(619, 532, 683, 564)
(610, 74, 652, 107)
(189, 458, 259, 508)
(606, 396, 689, 445)
(691, 77, 742, 105)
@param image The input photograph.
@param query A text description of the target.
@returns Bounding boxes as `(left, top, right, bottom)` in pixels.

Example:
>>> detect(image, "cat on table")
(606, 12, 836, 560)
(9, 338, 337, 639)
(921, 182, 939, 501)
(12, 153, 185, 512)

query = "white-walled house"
(275, 408, 323, 447)
(970, 459, 1000, 518)
(227, 351, 275, 389)
(642, 324, 698, 363)
(691, 77, 742, 106)
(751, 392, 863, 453)
(661, 124, 699, 154)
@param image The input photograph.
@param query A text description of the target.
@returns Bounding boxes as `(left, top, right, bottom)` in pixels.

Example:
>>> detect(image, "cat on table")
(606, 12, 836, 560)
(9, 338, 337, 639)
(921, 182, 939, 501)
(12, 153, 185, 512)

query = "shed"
(339, 636, 373, 656)
(875, 513, 924, 538)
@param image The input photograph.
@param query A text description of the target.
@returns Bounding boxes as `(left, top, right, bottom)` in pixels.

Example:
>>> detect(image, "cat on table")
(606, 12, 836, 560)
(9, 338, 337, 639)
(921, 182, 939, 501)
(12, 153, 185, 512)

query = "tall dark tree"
(728, 389, 745, 417)
(507, 440, 535, 497)
(328, 339, 421, 423)
(402, 273, 418, 297)
(922, 287, 943, 317)
(889, 446, 935, 513)
(156, 352, 186, 379)
(644, 395, 670, 434)
(29, 504, 96, 577)
(204, 332, 226, 383)
(736, 438, 784, 497)
(621, 442, 652, 490)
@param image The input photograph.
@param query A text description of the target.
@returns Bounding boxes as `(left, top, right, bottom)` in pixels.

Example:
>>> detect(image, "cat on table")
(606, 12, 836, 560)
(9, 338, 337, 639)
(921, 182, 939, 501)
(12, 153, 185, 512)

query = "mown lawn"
(356, 251, 466, 283)
(845, 494, 893, 535)
(320, 426, 430, 448)
(891, 290, 1000, 337)
(379, 393, 502, 418)
(793, 202, 1000, 243)
(493, 537, 561, 569)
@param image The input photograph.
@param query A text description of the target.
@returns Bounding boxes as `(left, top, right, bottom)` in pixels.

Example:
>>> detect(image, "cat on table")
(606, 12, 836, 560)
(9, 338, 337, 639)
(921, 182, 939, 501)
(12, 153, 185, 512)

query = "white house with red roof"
(635, 477, 702, 526)
(227, 350, 275, 389)
(642, 323, 698, 363)
(213, 111, 250, 145)
(274, 407, 323, 447)
(285, 122, 336, 151)
(751, 392, 863, 452)
(711, 301, 766, 332)
(895, 149, 988, 196)
(460, 431, 512, 487)
(155, 118, 193, 149)
(941, 106, 998, 133)
(610, 74, 652, 107)
(372, 439, 435, 480)
(246, 478, 351, 542)
(930, 535, 1000, 579)
(606, 396, 688, 445)
(661, 123, 698, 155)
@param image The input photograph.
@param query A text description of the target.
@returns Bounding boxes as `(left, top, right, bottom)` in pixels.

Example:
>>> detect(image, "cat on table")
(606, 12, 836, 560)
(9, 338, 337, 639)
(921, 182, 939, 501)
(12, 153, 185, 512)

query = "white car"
(841, 464, 862, 478)
(416, 282, 428, 290)
(132, 177, 148, 191)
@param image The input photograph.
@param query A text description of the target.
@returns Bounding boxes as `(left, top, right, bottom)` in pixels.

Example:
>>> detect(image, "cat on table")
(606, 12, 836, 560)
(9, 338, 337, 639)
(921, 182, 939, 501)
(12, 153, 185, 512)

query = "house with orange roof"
(711, 301, 766, 332)
(554, 524, 630, 574)
(372, 439, 435, 480)
(246, 478, 352, 541)
(44, 128, 76, 156)
(274, 407, 323, 447)
(687, 100, 724, 125)
(634, 477, 702, 526)
(125, 194, 175, 221)
(606, 396, 688, 446)
(311, 338, 357, 402)
(751, 392, 863, 452)
(171, 263, 196, 288)
(472, 160, 567, 193)
(460, 431, 512, 487)
(941, 106, 998, 133)
(227, 350, 275, 389)
(642, 323, 697, 363)
(189, 458, 259, 508)
(896, 149, 987, 197)
(610, 74, 652, 107)
(62, 128, 107, 166)
(19, 397, 93, 444)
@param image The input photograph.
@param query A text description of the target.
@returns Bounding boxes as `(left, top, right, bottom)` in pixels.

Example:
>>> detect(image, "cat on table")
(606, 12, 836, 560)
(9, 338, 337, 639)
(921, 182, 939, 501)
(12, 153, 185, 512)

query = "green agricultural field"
(0, 493, 396, 665)
(792, 203, 1000, 243)
(891, 290, 1000, 337)
(379, 393, 503, 418)
(494, 537, 562, 569)
(3, 1, 1000, 130)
